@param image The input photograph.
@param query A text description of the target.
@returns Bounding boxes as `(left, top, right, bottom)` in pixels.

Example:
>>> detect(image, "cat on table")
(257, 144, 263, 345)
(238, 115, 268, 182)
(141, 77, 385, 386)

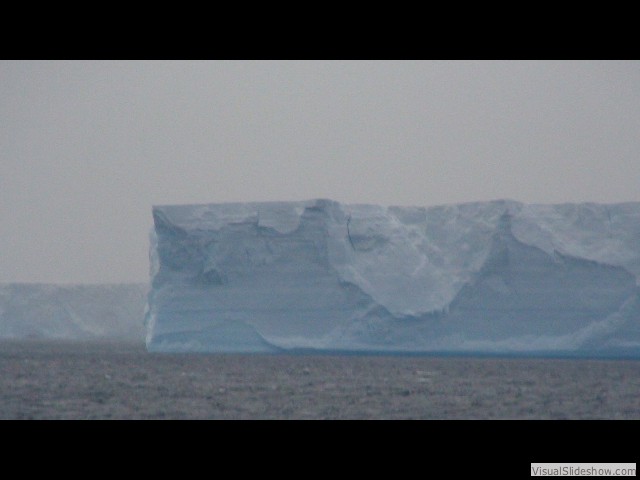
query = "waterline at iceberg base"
(145, 199, 640, 356)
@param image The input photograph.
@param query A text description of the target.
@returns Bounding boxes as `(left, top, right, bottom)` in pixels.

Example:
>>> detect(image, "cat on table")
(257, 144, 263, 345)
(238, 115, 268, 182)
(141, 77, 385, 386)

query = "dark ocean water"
(1, 340, 639, 419)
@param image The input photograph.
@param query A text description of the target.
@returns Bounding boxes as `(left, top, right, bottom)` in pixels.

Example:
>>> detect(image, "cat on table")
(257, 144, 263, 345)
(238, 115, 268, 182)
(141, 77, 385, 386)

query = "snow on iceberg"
(145, 199, 640, 355)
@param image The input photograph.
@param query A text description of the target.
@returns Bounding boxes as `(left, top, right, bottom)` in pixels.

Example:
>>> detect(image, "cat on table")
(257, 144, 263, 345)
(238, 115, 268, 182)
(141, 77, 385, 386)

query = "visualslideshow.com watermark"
(531, 463, 636, 476)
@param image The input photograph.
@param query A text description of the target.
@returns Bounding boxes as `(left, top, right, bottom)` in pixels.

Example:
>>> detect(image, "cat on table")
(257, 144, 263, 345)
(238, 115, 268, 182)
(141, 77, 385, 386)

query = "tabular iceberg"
(145, 199, 640, 356)
(0, 283, 147, 341)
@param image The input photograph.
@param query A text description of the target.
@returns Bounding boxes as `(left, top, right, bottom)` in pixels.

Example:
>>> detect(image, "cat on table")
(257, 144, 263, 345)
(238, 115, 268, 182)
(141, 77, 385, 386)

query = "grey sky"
(2, 60, 639, 284)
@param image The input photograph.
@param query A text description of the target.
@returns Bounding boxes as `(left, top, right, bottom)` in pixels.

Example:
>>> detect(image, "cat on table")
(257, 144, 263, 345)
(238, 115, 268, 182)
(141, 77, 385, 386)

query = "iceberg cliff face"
(146, 199, 640, 355)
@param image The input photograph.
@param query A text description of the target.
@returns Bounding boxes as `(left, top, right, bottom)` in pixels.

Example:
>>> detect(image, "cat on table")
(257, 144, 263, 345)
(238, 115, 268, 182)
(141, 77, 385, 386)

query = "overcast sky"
(1, 60, 639, 284)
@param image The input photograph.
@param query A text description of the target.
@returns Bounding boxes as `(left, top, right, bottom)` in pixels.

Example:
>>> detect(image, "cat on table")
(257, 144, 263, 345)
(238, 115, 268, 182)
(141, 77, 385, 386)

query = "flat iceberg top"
(147, 199, 640, 354)
(153, 200, 314, 234)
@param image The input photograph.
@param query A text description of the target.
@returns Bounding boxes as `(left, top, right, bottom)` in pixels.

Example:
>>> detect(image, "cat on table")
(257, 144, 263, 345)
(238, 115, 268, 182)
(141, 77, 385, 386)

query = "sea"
(1, 339, 639, 420)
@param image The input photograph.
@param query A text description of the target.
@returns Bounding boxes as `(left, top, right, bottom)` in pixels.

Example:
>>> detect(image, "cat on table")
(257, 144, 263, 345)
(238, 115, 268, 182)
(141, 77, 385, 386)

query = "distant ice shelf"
(0, 283, 147, 341)
(145, 199, 640, 356)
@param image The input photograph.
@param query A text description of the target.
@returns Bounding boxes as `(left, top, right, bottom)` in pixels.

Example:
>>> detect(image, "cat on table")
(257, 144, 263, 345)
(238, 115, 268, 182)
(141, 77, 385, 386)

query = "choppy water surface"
(1, 340, 638, 419)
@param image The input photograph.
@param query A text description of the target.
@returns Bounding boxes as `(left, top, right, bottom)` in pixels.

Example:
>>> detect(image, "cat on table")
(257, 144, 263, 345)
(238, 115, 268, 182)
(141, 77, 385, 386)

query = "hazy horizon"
(2, 60, 639, 284)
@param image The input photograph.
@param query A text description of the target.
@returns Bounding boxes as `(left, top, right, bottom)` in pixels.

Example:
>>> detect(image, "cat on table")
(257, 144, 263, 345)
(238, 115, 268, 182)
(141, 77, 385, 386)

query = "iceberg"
(145, 199, 640, 356)
(0, 283, 147, 341)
